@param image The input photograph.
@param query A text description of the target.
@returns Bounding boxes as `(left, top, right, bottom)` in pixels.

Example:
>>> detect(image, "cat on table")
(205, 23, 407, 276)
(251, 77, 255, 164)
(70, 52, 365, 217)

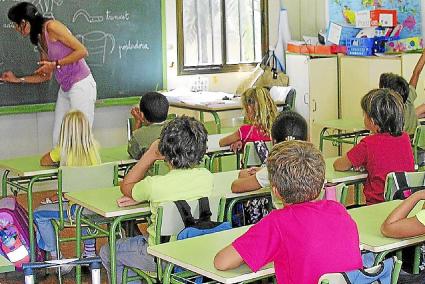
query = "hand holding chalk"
(35, 61, 55, 76)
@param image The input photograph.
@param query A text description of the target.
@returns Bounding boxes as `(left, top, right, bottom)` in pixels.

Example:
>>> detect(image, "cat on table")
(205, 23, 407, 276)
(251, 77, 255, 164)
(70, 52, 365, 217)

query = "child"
(219, 87, 277, 152)
(379, 49, 425, 135)
(334, 89, 414, 205)
(36, 110, 100, 264)
(127, 92, 169, 159)
(100, 116, 212, 284)
(232, 111, 307, 193)
(214, 141, 362, 283)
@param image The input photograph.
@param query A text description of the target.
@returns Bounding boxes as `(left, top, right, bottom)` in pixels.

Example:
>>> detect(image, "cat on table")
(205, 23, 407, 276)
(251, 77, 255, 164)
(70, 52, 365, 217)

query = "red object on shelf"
(370, 9, 397, 27)
(287, 42, 346, 55)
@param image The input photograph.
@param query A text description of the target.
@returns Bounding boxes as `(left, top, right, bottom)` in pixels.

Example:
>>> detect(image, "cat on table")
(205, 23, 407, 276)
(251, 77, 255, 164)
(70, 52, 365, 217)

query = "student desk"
(0, 146, 136, 262)
(147, 226, 274, 284)
(325, 157, 367, 185)
(319, 119, 369, 152)
(65, 186, 150, 284)
(0, 255, 14, 274)
(349, 200, 425, 272)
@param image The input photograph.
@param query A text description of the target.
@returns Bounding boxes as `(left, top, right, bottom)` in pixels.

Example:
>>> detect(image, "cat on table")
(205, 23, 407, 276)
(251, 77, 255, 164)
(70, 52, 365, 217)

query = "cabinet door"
(340, 57, 401, 119)
(286, 54, 310, 121)
(401, 54, 425, 107)
(309, 57, 338, 157)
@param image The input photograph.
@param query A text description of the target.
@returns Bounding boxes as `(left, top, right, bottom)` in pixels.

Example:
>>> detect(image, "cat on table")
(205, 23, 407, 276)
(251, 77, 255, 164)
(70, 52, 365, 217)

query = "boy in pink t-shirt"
(334, 88, 414, 204)
(214, 141, 362, 284)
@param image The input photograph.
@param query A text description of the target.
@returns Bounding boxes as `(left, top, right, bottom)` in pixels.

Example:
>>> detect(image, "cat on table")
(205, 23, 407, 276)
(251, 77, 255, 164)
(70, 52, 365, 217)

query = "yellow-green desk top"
(0, 145, 135, 177)
(325, 157, 367, 184)
(320, 119, 366, 132)
(64, 186, 150, 218)
(349, 200, 425, 252)
(147, 226, 274, 284)
(0, 255, 14, 273)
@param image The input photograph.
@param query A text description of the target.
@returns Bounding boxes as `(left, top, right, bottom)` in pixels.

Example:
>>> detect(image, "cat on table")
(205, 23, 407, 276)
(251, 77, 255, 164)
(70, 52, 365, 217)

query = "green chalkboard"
(0, 0, 164, 109)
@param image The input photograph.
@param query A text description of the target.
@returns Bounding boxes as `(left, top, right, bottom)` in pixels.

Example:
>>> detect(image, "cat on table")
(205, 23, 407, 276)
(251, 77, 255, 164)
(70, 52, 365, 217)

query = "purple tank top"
(44, 25, 91, 92)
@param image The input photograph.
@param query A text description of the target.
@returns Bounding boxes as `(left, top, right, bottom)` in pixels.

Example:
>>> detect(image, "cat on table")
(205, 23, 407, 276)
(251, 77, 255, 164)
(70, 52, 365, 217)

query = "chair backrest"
(156, 196, 225, 239)
(58, 162, 118, 193)
(243, 141, 273, 168)
(413, 125, 425, 168)
(318, 256, 401, 284)
(384, 171, 425, 201)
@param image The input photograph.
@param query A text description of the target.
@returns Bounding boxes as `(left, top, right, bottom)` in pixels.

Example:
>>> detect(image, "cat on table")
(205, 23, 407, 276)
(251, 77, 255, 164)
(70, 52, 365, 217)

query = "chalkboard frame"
(0, 0, 167, 116)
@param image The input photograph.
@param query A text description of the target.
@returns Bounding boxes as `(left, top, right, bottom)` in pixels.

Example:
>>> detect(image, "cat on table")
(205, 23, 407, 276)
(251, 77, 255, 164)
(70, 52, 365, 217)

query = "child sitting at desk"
(36, 110, 100, 265)
(231, 111, 307, 194)
(219, 87, 277, 152)
(334, 89, 414, 205)
(100, 116, 213, 284)
(214, 141, 362, 283)
(379, 49, 425, 136)
(127, 92, 169, 159)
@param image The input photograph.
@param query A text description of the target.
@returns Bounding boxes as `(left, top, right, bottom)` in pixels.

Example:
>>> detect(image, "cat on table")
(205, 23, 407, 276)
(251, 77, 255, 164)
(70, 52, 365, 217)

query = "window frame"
(176, 0, 269, 75)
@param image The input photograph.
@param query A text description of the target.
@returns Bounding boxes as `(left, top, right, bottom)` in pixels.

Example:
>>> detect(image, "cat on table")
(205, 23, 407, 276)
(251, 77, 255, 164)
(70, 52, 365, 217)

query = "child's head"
(379, 73, 409, 103)
(159, 116, 207, 169)
(271, 111, 308, 143)
(241, 87, 278, 136)
(360, 88, 404, 136)
(267, 141, 325, 204)
(58, 110, 100, 166)
(139, 92, 169, 123)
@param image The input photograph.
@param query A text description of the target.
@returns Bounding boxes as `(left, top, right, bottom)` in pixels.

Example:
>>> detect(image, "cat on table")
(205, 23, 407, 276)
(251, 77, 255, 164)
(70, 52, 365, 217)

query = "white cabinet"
(286, 54, 338, 157)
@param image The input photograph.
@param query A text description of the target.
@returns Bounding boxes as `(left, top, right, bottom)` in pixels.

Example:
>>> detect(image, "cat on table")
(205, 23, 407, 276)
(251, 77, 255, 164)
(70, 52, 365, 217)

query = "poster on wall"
(328, 0, 422, 39)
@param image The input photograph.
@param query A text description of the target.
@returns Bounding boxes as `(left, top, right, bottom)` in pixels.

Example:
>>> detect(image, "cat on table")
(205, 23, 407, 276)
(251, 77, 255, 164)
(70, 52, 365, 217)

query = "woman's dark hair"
(361, 88, 404, 136)
(8, 2, 47, 46)
(159, 116, 208, 169)
(271, 111, 308, 143)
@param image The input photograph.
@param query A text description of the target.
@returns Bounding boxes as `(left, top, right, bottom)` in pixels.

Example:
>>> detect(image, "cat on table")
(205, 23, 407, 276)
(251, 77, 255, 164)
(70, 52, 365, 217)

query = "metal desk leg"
(27, 177, 39, 262)
(211, 112, 221, 134)
(199, 111, 205, 123)
(1, 170, 9, 198)
(319, 128, 328, 152)
(75, 206, 84, 284)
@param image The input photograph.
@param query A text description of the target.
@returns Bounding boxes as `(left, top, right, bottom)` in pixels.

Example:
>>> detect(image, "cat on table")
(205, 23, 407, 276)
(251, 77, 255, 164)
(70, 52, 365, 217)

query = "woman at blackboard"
(0, 2, 96, 145)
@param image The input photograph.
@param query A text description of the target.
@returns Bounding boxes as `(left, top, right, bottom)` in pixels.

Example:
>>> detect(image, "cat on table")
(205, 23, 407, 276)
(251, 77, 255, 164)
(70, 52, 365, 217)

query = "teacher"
(1, 2, 96, 145)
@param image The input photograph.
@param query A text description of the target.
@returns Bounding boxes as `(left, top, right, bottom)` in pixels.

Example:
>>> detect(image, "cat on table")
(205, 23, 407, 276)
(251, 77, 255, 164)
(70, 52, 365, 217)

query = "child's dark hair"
(361, 88, 404, 136)
(139, 92, 169, 123)
(379, 73, 409, 103)
(271, 111, 308, 143)
(8, 2, 47, 46)
(159, 116, 207, 169)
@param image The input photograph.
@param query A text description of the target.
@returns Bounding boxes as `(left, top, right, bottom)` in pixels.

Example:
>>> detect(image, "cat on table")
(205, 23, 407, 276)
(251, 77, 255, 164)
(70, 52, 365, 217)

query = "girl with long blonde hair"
(36, 110, 100, 269)
(219, 87, 278, 151)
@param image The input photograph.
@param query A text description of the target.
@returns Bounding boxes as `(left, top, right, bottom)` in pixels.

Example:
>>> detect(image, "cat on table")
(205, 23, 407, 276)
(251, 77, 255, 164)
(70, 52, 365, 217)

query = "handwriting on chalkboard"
(118, 40, 150, 59)
(32, 0, 63, 18)
(72, 9, 104, 23)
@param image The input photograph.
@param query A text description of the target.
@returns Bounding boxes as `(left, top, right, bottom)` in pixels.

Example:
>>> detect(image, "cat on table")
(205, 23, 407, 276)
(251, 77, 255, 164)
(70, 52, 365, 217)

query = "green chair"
(242, 141, 273, 168)
(384, 171, 425, 201)
(412, 125, 425, 170)
(318, 256, 401, 284)
(122, 196, 226, 284)
(51, 163, 119, 259)
(317, 183, 349, 205)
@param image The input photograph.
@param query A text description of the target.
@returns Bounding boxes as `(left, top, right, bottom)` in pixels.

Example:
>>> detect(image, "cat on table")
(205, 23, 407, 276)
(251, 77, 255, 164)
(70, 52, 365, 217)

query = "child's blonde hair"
(241, 87, 278, 135)
(57, 110, 100, 166)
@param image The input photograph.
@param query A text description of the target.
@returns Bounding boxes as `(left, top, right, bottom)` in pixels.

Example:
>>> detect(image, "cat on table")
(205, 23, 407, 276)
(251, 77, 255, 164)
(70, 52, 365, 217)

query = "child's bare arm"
(231, 175, 262, 193)
(381, 191, 425, 238)
(214, 244, 244, 271)
(40, 152, 55, 166)
(410, 49, 425, 88)
(219, 131, 241, 147)
(333, 155, 353, 171)
(416, 104, 425, 118)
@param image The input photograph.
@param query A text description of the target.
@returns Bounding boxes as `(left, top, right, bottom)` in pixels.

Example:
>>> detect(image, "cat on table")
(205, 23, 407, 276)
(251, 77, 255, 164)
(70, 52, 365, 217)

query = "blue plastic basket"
(346, 38, 375, 56)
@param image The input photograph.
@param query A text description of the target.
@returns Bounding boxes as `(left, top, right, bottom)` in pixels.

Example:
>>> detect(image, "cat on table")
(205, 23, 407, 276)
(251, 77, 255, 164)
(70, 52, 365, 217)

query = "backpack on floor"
(0, 197, 44, 269)
(174, 197, 232, 283)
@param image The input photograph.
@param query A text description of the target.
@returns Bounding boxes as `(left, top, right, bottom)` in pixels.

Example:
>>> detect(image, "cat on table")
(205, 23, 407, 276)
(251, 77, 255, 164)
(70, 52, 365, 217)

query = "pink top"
(238, 124, 271, 147)
(233, 200, 362, 284)
(44, 23, 91, 92)
(347, 132, 414, 205)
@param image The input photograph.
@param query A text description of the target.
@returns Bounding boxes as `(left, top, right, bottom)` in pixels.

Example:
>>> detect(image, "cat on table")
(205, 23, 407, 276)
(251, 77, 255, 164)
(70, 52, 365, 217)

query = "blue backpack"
(173, 197, 231, 283)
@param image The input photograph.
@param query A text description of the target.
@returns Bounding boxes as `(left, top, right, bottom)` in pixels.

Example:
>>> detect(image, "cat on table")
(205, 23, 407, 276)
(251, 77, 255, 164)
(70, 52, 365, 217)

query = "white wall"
(0, 1, 281, 160)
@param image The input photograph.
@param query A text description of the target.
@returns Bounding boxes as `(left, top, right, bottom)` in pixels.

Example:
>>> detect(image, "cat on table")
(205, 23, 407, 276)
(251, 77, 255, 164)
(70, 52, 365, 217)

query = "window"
(177, 0, 269, 75)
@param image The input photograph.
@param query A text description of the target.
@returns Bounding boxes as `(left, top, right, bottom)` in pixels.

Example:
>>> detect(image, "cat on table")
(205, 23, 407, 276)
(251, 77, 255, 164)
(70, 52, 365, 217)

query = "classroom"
(1, 0, 425, 283)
